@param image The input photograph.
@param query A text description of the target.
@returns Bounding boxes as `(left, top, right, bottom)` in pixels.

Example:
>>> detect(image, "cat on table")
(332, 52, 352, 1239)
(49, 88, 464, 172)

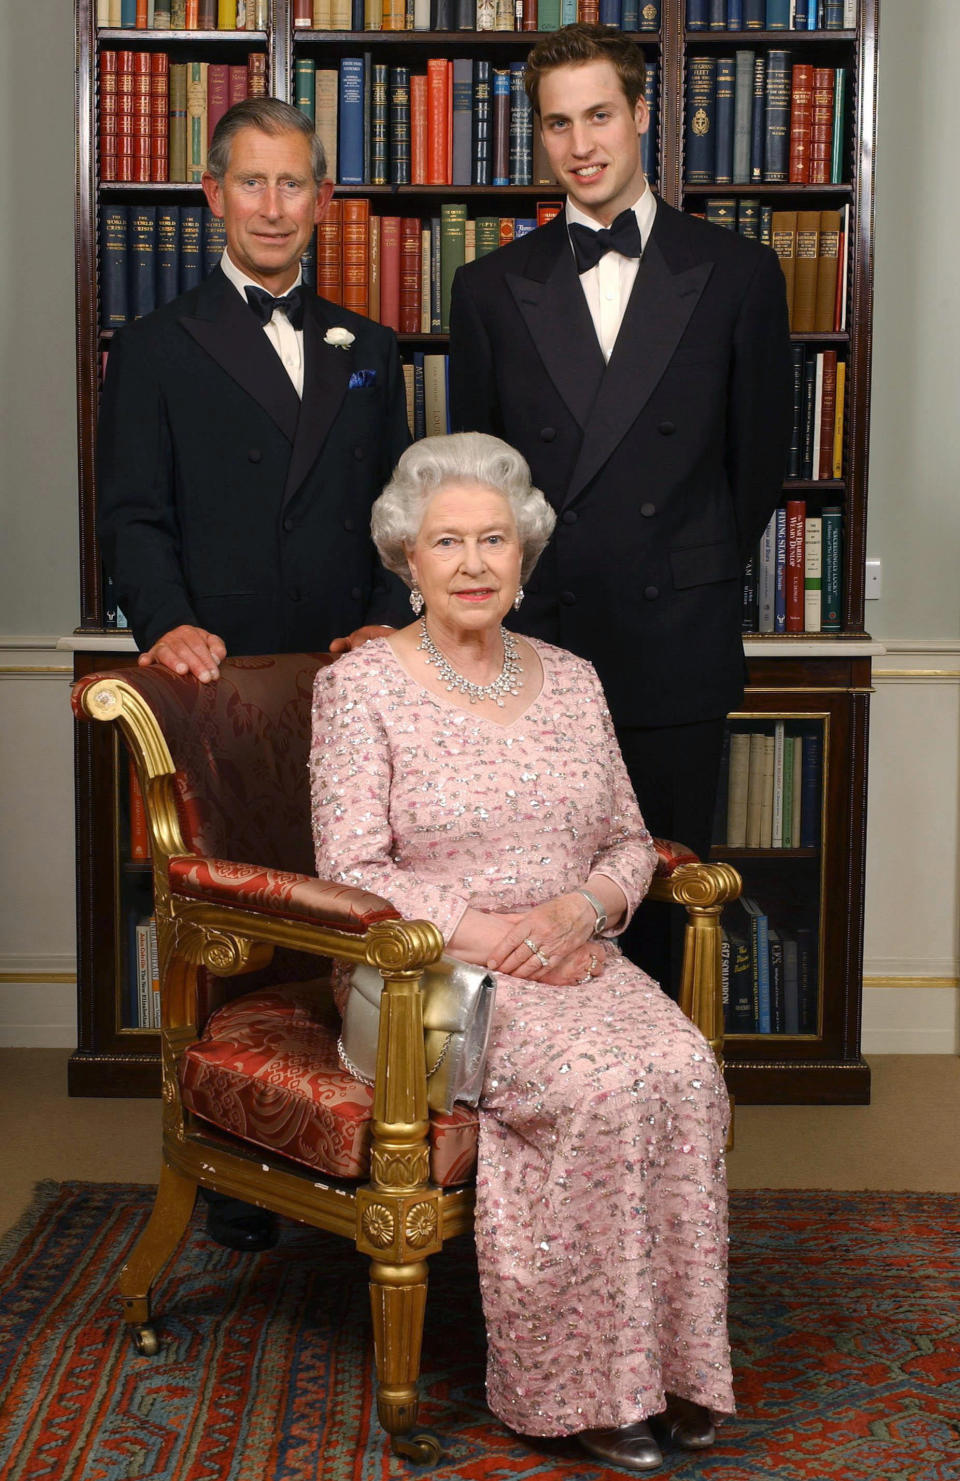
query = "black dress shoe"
(579, 1421, 663, 1473)
(205, 1196, 278, 1253)
(649, 1395, 716, 1451)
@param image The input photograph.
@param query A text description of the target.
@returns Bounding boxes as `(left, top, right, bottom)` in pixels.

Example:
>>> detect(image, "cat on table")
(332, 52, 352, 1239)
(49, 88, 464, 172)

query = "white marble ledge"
(56, 632, 138, 654)
(743, 638, 886, 659)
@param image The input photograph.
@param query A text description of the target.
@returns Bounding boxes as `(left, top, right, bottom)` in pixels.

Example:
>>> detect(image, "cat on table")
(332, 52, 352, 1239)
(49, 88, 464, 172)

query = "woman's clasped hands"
(487, 893, 609, 986)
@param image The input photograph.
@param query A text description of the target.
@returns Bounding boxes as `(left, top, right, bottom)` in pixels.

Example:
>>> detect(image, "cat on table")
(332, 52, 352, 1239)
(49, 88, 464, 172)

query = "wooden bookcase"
(70, 0, 879, 1100)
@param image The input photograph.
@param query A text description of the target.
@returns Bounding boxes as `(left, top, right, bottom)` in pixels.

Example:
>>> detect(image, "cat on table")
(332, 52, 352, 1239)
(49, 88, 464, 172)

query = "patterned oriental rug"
(1, 1184, 958, 1481)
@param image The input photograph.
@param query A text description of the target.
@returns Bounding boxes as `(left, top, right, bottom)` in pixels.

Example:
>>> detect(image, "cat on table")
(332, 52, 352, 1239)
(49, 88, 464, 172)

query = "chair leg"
(118, 1162, 197, 1351)
(369, 1257, 442, 1466)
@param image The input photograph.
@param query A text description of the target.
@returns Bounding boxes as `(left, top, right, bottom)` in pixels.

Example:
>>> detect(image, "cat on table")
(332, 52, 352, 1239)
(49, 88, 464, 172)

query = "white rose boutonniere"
(324, 326, 355, 350)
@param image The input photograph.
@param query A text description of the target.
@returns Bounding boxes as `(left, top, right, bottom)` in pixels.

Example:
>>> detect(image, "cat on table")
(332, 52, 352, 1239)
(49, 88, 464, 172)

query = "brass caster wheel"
(131, 1324, 159, 1357)
(392, 1429, 443, 1467)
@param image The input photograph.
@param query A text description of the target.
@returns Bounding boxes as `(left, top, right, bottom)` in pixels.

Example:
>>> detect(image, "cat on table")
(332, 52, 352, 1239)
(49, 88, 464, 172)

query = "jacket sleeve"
(96, 326, 200, 649)
(448, 265, 505, 437)
(725, 247, 794, 563)
(363, 327, 413, 628)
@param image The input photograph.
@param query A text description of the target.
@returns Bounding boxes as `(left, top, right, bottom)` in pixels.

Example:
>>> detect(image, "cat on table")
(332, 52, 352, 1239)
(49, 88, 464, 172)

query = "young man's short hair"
(524, 23, 648, 114)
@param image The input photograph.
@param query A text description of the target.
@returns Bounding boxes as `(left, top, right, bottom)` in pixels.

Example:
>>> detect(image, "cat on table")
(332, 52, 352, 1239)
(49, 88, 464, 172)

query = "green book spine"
(537, 0, 561, 29)
(440, 202, 466, 335)
(295, 58, 316, 124)
(168, 64, 187, 185)
(737, 198, 759, 239)
(831, 68, 847, 184)
(759, 203, 773, 247)
(475, 216, 499, 258)
(821, 506, 843, 632)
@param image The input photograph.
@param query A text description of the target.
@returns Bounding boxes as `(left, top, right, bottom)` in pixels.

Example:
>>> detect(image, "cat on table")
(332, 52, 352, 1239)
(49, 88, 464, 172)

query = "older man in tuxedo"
(98, 96, 409, 686)
(97, 98, 410, 1249)
(450, 24, 792, 998)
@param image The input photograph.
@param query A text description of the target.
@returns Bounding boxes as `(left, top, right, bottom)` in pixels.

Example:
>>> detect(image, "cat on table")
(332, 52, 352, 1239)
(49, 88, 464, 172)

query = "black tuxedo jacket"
(97, 268, 411, 654)
(449, 201, 793, 728)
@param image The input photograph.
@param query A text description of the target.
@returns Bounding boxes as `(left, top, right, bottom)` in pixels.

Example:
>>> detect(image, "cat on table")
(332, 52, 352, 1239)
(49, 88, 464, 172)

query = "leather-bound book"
(784, 499, 806, 633)
(452, 58, 473, 187)
(247, 52, 266, 97)
(100, 205, 129, 327)
(809, 67, 835, 185)
(315, 69, 338, 184)
(100, 51, 119, 183)
(206, 64, 230, 151)
(132, 51, 152, 184)
(440, 202, 466, 334)
(399, 216, 422, 333)
(342, 198, 370, 318)
(770, 210, 797, 326)
(509, 62, 531, 186)
(150, 53, 169, 183)
(368, 214, 380, 323)
(733, 50, 754, 185)
(179, 206, 202, 292)
(427, 58, 450, 185)
(411, 73, 428, 184)
(198, 0, 216, 25)
(788, 63, 812, 184)
(185, 61, 208, 181)
(685, 55, 716, 184)
(814, 208, 841, 332)
(129, 205, 157, 320)
(817, 350, 838, 482)
(228, 63, 247, 105)
(714, 55, 735, 186)
(379, 216, 402, 332)
(156, 205, 180, 307)
(317, 198, 343, 305)
(168, 63, 187, 183)
(762, 50, 791, 183)
(371, 63, 389, 186)
(492, 68, 510, 188)
(792, 209, 820, 333)
(472, 60, 491, 186)
(749, 52, 765, 184)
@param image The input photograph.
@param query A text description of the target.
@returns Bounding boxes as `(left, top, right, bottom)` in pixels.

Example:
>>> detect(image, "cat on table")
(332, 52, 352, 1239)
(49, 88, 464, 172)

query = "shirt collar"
(565, 187, 657, 254)
(220, 249, 303, 303)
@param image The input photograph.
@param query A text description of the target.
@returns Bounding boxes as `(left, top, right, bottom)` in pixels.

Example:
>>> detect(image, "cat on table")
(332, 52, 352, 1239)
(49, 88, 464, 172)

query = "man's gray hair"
(206, 97, 327, 185)
(372, 432, 557, 585)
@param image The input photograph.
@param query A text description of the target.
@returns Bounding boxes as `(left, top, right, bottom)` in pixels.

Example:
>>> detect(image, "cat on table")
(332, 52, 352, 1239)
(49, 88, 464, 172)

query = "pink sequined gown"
(310, 638, 733, 1437)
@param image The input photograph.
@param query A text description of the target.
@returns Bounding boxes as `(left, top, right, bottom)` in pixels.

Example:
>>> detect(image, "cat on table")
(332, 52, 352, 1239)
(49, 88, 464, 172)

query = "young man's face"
(537, 59, 649, 227)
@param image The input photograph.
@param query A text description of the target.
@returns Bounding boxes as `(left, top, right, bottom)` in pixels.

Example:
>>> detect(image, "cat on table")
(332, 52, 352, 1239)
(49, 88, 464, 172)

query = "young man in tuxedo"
(97, 99, 410, 1248)
(449, 24, 793, 992)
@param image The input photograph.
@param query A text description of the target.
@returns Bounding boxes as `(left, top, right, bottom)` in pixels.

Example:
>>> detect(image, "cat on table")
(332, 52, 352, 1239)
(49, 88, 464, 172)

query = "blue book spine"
(787, 342, 805, 477)
(793, 0, 811, 28)
(687, 0, 709, 27)
(128, 205, 156, 321)
(796, 927, 817, 1034)
(412, 352, 426, 441)
(765, 0, 790, 27)
(774, 506, 787, 633)
(741, 549, 757, 632)
(352, 0, 364, 27)
(156, 205, 180, 308)
(363, 51, 372, 186)
(685, 55, 716, 184)
(638, 0, 659, 26)
(743, 0, 764, 24)
(749, 53, 766, 182)
(599, 0, 622, 25)
(389, 66, 411, 188)
(514, 218, 537, 238)
(823, 0, 845, 27)
(726, 0, 743, 26)
(561, 0, 577, 17)
(799, 734, 820, 848)
(201, 208, 226, 278)
(473, 60, 491, 187)
(371, 63, 389, 188)
(179, 205, 202, 293)
(100, 204, 129, 328)
(709, 0, 725, 28)
(120, 0, 137, 23)
(622, 0, 639, 29)
(642, 60, 658, 185)
(752, 904, 771, 1034)
(801, 355, 817, 478)
(492, 69, 510, 187)
(338, 59, 365, 187)
(509, 62, 532, 186)
(714, 55, 735, 183)
(763, 49, 791, 182)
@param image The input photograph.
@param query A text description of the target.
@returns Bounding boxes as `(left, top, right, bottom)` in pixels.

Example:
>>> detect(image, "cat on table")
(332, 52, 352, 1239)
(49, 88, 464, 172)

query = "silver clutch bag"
(339, 957, 497, 1114)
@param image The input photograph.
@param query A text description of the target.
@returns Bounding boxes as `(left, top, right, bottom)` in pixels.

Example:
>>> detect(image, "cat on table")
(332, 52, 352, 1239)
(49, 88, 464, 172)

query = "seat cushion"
(179, 982, 478, 1187)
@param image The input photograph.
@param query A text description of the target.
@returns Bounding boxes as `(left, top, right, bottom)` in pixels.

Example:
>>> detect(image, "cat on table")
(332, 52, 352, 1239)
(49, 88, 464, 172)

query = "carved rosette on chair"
(72, 658, 739, 1469)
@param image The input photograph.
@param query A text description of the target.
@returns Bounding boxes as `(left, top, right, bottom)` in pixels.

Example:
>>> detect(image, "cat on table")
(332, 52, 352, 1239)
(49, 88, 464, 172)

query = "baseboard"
(0, 962, 76, 1048)
(862, 983, 959, 1055)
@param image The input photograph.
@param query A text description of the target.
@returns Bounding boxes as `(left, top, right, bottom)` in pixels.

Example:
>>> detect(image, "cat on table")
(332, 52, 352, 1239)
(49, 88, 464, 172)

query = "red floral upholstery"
(653, 838, 700, 874)
(169, 857, 400, 934)
(180, 983, 479, 1187)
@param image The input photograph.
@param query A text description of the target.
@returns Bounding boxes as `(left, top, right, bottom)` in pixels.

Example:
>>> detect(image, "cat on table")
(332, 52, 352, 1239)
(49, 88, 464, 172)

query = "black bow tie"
(244, 283, 305, 331)
(568, 209, 643, 274)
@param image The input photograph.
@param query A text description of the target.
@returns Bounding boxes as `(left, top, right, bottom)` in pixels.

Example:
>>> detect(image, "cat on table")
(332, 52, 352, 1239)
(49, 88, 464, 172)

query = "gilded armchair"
(72, 653, 740, 1466)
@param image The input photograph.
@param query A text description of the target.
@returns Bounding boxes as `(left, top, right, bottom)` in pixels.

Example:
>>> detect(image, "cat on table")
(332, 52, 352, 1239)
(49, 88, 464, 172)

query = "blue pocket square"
(348, 369, 377, 389)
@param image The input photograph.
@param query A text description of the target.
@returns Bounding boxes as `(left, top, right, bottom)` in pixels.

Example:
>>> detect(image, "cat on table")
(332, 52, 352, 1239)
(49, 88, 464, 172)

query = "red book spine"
(788, 64, 813, 185)
(537, 200, 561, 226)
(228, 63, 248, 106)
(150, 53, 169, 182)
(132, 51, 152, 184)
(785, 499, 806, 632)
(522, 0, 537, 28)
(809, 67, 835, 186)
(100, 51, 118, 182)
(399, 216, 422, 334)
(206, 63, 230, 149)
(317, 199, 342, 305)
(129, 763, 149, 861)
(818, 351, 838, 481)
(136, 0, 148, 25)
(185, 0, 200, 27)
(579, 0, 599, 21)
(247, 52, 266, 98)
(426, 59, 449, 186)
(293, 0, 312, 25)
(379, 215, 402, 332)
(410, 73, 427, 186)
(116, 51, 135, 182)
(498, 218, 514, 248)
(342, 198, 370, 318)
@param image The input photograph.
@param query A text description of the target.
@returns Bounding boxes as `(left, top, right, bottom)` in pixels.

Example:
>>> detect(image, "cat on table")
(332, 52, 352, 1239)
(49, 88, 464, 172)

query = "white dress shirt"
(565, 189, 658, 363)
(220, 249, 305, 398)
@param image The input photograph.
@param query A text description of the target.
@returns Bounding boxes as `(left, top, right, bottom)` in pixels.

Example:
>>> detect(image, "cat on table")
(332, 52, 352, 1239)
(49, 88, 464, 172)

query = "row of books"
(773, 206, 847, 333)
(722, 911, 817, 1036)
(293, 0, 661, 30)
(716, 722, 820, 849)
(685, 51, 846, 186)
(787, 343, 844, 480)
(126, 913, 161, 1029)
(97, 0, 266, 25)
(688, 0, 854, 28)
(99, 51, 267, 184)
(304, 199, 560, 329)
(743, 502, 842, 634)
(295, 56, 657, 187)
(100, 204, 227, 325)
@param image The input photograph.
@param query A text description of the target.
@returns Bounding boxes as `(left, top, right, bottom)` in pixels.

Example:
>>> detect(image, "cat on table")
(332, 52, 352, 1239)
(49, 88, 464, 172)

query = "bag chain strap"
(337, 1030, 453, 1087)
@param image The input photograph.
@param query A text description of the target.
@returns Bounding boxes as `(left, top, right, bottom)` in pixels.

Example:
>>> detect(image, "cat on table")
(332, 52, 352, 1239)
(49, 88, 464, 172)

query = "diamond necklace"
(417, 618, 522, 707)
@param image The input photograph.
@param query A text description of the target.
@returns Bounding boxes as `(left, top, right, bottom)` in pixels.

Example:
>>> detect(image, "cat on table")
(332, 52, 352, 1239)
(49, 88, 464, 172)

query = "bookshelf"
(70, 0, 879, 1101)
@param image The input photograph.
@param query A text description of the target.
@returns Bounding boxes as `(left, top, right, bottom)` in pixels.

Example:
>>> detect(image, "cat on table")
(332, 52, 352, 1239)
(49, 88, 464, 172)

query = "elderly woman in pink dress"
(309, 431, 732, 1473)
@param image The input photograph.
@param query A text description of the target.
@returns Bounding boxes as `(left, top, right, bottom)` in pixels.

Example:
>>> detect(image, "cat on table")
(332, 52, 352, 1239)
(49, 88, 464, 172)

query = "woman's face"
(406, 483, 522, 637)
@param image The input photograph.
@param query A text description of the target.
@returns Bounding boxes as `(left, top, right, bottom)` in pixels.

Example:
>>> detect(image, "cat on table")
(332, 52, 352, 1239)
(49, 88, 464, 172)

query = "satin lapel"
(283, 295, 352, 505)
(178, 272, 300, 445)
(564, 234, 713, 507)
(505, 220, 605, 431)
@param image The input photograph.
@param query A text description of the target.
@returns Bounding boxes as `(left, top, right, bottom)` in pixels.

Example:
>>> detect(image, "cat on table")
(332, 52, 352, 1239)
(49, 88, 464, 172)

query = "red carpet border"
(1, 1183, 959, 1480)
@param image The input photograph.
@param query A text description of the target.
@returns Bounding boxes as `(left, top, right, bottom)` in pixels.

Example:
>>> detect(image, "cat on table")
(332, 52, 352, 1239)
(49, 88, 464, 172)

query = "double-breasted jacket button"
(247, 449, 262, 463)
(562, 510, 578, 525)
(351, 586, 363, 599)
(353, 446, 365, 460)
(540, 427, 557, 442)
(343, 518, 356, 532)
(282, 516, 294, 532)
(657, 420, 676, 436)
(641, 502, 657, 518)
(561, 590, 577, 606)
(644, 585, 659, 601)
